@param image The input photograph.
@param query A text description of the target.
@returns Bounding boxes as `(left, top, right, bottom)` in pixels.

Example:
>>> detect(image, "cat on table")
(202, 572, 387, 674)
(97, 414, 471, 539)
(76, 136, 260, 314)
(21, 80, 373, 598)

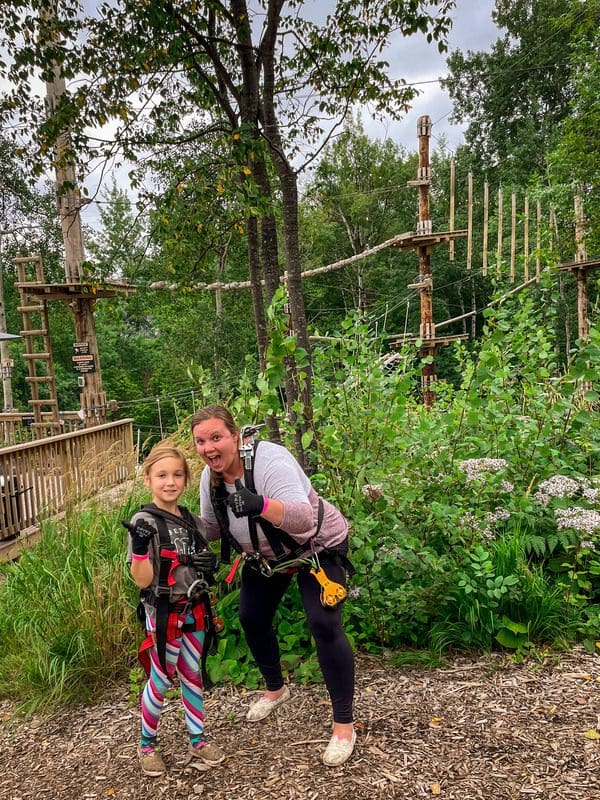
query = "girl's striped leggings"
(141, 612, 205, 743)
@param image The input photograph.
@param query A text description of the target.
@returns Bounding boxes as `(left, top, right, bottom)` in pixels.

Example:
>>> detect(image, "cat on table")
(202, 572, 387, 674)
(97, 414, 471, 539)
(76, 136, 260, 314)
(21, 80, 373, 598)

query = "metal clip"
(239, 423, 265, 469)
(187, 578, 209, 599)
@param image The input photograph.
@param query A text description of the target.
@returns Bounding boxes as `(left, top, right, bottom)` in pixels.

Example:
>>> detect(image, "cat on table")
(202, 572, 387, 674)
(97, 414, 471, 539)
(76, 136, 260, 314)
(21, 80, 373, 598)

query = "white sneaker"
(246, 685, 291, 721)
(322, 729, 357, 767)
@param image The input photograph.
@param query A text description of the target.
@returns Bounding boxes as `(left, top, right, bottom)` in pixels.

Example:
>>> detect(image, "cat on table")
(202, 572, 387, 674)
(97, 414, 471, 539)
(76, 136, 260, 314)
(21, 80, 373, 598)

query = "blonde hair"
(142, 442, 191, 486)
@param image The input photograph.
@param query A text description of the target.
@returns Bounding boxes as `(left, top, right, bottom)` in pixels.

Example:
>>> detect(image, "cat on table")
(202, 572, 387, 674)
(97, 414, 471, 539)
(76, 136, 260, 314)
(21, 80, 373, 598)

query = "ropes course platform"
(14, 279, 135, 300)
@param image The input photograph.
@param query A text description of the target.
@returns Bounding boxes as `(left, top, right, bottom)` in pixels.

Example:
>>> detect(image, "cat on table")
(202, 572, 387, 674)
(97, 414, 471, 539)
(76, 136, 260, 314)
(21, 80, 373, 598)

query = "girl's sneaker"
(188, 737, 225, 766)
(138, 739, 166, 776)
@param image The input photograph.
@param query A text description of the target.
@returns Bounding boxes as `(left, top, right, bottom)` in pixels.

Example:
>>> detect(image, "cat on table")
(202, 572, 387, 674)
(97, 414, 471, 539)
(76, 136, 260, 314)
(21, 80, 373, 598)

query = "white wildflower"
(379, 544, 402, 558)
(361, 484, 383, 501)
(555, 507, 600, 536)
(460, 458, 508, 484)
(534, 475, 585, 507)
(460, 512, 480, 531)
(347, 586, 361, 599)
(501, 480, 514, 493)
(579, 540, 596, 551)
(488, 507, 510, 522)
(583, 486, 600, 503)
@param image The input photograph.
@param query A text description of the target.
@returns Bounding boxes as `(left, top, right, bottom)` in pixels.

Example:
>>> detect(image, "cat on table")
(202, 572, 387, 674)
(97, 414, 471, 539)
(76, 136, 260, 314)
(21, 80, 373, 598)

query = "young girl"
(126, 442, 224, 776)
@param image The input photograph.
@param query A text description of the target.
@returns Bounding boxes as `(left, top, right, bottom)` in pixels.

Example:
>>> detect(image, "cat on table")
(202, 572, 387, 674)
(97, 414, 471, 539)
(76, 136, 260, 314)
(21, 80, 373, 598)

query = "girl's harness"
(135, 504, 220, 686)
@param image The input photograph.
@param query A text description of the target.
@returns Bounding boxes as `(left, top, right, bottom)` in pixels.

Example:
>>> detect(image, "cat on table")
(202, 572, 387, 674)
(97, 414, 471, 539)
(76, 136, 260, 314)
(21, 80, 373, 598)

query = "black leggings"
(239, 555, 354, 724)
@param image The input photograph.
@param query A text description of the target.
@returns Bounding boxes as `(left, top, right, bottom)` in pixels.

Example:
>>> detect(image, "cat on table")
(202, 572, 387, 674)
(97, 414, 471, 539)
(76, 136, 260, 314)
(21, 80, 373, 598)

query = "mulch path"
(1, 649, 599, 800)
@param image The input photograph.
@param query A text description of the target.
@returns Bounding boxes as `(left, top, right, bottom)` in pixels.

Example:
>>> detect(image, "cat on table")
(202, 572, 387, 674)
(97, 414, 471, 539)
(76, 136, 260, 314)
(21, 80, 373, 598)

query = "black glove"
(191, 549, 219, 575)
(227, 479, 264, 518)
(121, 519, 155, 556)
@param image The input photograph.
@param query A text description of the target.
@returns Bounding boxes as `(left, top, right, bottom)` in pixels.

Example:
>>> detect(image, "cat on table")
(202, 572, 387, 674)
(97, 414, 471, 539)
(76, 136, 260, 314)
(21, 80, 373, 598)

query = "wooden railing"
(0, 411, 84, 447)
(0, 419, 135, 541)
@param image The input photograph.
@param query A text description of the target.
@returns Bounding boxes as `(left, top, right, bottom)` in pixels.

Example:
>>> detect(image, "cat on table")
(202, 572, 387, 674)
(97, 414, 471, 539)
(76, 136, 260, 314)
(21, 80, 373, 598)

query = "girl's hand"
(122, 519, 155, 555)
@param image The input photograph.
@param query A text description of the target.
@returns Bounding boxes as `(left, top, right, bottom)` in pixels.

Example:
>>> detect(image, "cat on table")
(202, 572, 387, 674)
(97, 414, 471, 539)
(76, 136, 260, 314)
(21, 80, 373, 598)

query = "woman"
(192, 405, 356, 767)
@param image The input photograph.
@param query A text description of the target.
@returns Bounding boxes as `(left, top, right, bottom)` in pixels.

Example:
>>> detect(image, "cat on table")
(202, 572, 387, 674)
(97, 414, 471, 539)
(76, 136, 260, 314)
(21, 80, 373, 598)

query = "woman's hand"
(227, 479, 265, 517)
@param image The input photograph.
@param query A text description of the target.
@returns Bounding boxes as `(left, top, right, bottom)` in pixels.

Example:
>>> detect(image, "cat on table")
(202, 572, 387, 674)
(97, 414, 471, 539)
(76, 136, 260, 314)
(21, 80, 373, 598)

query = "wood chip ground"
(1, 649, 598, 800)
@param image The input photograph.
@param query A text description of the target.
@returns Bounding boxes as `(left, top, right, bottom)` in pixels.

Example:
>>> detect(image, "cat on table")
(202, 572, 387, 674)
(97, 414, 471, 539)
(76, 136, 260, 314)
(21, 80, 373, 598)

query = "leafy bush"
(1, 271, 598, 712)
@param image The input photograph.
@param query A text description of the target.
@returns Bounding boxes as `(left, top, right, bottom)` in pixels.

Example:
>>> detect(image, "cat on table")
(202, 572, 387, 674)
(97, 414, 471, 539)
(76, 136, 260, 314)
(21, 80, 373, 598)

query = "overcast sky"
(78, 0, 501, 227)
(360, 0, 499, 152)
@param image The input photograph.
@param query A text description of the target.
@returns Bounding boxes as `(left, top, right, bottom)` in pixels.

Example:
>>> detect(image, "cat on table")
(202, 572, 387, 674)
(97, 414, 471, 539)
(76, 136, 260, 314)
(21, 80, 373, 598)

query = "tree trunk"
(259, 3, 313, 467)
(246, 216, 268, 370)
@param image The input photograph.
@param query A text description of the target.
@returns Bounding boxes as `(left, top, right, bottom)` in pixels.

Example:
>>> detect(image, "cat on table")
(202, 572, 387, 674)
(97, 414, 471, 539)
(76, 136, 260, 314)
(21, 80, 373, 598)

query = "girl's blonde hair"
(142, 442, 191, 486)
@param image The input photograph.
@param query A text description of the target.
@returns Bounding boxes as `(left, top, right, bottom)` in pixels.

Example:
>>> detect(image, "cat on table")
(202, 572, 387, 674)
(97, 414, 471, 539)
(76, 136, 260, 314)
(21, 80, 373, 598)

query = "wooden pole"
(523, 195, 529, 282)
(466, 172, 473, 270)
(44, 1, 105, 425)
(0, 258, 15, 411)
(536, 200, 541, 281)
(574, 193, 587, 264)
(482, 181, 489, 277)
(449, 159, 455, 262)
(496, 187, 503, 276)
(574, 193, 589, 341)
(510, 192, 516, 283)
(416, 115, 435, 408)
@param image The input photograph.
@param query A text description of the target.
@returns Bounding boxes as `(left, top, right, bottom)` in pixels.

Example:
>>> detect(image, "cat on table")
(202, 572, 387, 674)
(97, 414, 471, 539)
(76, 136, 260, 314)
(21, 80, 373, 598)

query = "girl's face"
(192, 417, 241, 480)
(144, 456, 187, 511)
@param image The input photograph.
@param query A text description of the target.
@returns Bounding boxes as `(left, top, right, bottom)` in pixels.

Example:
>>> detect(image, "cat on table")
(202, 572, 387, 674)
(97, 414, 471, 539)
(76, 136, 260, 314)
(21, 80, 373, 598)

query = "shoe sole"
(188, 747, 225, 766)
(194, 757, 225, 766)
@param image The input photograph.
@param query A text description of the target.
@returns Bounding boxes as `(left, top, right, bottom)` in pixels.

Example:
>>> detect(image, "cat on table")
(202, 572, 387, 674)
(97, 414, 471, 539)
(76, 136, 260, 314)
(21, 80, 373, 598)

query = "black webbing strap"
(147, 512, 173, 675)
(243, 441, 307, 561)
(209, 441, 320, 566)
(210, 482, 242, 564)
(140, 503, 208, 551)
(139, 504, 216, 687)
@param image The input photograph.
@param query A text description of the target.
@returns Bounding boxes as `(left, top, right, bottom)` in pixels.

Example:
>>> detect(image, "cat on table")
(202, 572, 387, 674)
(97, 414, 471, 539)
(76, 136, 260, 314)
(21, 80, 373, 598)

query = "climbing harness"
(123, 503, 221, 686)
(210, 423, 353, 605)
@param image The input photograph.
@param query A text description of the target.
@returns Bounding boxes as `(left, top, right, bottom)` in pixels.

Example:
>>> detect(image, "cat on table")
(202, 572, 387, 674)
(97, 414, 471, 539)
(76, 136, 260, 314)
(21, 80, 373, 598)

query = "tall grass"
(0, 493, 142, 714)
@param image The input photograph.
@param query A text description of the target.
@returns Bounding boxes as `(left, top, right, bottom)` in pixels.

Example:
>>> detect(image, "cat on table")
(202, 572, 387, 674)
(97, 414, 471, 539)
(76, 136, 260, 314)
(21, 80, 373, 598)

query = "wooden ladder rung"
(20, 329, 48, 337)
(22, 352, 50, 360)
(25, 376, 55, 383)
(14, 256, 43, 264)
(17, 305, 45, 313)
(28, 399, 58, 406)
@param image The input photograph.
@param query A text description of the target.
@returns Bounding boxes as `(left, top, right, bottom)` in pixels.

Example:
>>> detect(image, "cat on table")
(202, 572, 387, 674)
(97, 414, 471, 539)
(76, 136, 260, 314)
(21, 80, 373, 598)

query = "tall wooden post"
(574, 193, 589, 341)
(44, 2, 105, 424)
(0, 260, 15, 411)
(416, 115, 435, 407)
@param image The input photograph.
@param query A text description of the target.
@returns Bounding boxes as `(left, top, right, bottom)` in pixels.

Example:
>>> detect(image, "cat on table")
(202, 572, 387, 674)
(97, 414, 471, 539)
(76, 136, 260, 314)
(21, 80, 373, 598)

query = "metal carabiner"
(187, 577, 208, 599)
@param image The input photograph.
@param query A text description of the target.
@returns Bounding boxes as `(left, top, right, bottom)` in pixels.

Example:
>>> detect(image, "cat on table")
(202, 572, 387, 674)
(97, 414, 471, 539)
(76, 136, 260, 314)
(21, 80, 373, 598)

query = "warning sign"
(72, 354, 96, 373)
(73, 341, 90, 355)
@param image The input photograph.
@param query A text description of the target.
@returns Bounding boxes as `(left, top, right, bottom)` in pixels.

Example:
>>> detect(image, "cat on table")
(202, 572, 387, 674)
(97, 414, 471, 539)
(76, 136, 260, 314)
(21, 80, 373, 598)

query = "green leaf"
(301, 429, 314, 450)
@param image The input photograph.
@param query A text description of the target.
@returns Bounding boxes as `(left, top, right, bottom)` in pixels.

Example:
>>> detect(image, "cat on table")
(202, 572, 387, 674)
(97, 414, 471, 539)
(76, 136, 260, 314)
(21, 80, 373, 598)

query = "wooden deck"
(0, 419, 135, 559)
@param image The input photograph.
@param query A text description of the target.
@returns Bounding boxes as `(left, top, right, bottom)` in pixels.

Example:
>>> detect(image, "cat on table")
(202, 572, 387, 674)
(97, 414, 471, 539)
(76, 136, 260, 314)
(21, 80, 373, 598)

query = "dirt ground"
(0, 648, 598, 800)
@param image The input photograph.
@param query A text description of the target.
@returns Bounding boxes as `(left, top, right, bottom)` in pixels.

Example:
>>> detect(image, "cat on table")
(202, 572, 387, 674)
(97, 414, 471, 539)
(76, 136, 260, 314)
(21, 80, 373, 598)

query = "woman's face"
(192, 417, 241, 478)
